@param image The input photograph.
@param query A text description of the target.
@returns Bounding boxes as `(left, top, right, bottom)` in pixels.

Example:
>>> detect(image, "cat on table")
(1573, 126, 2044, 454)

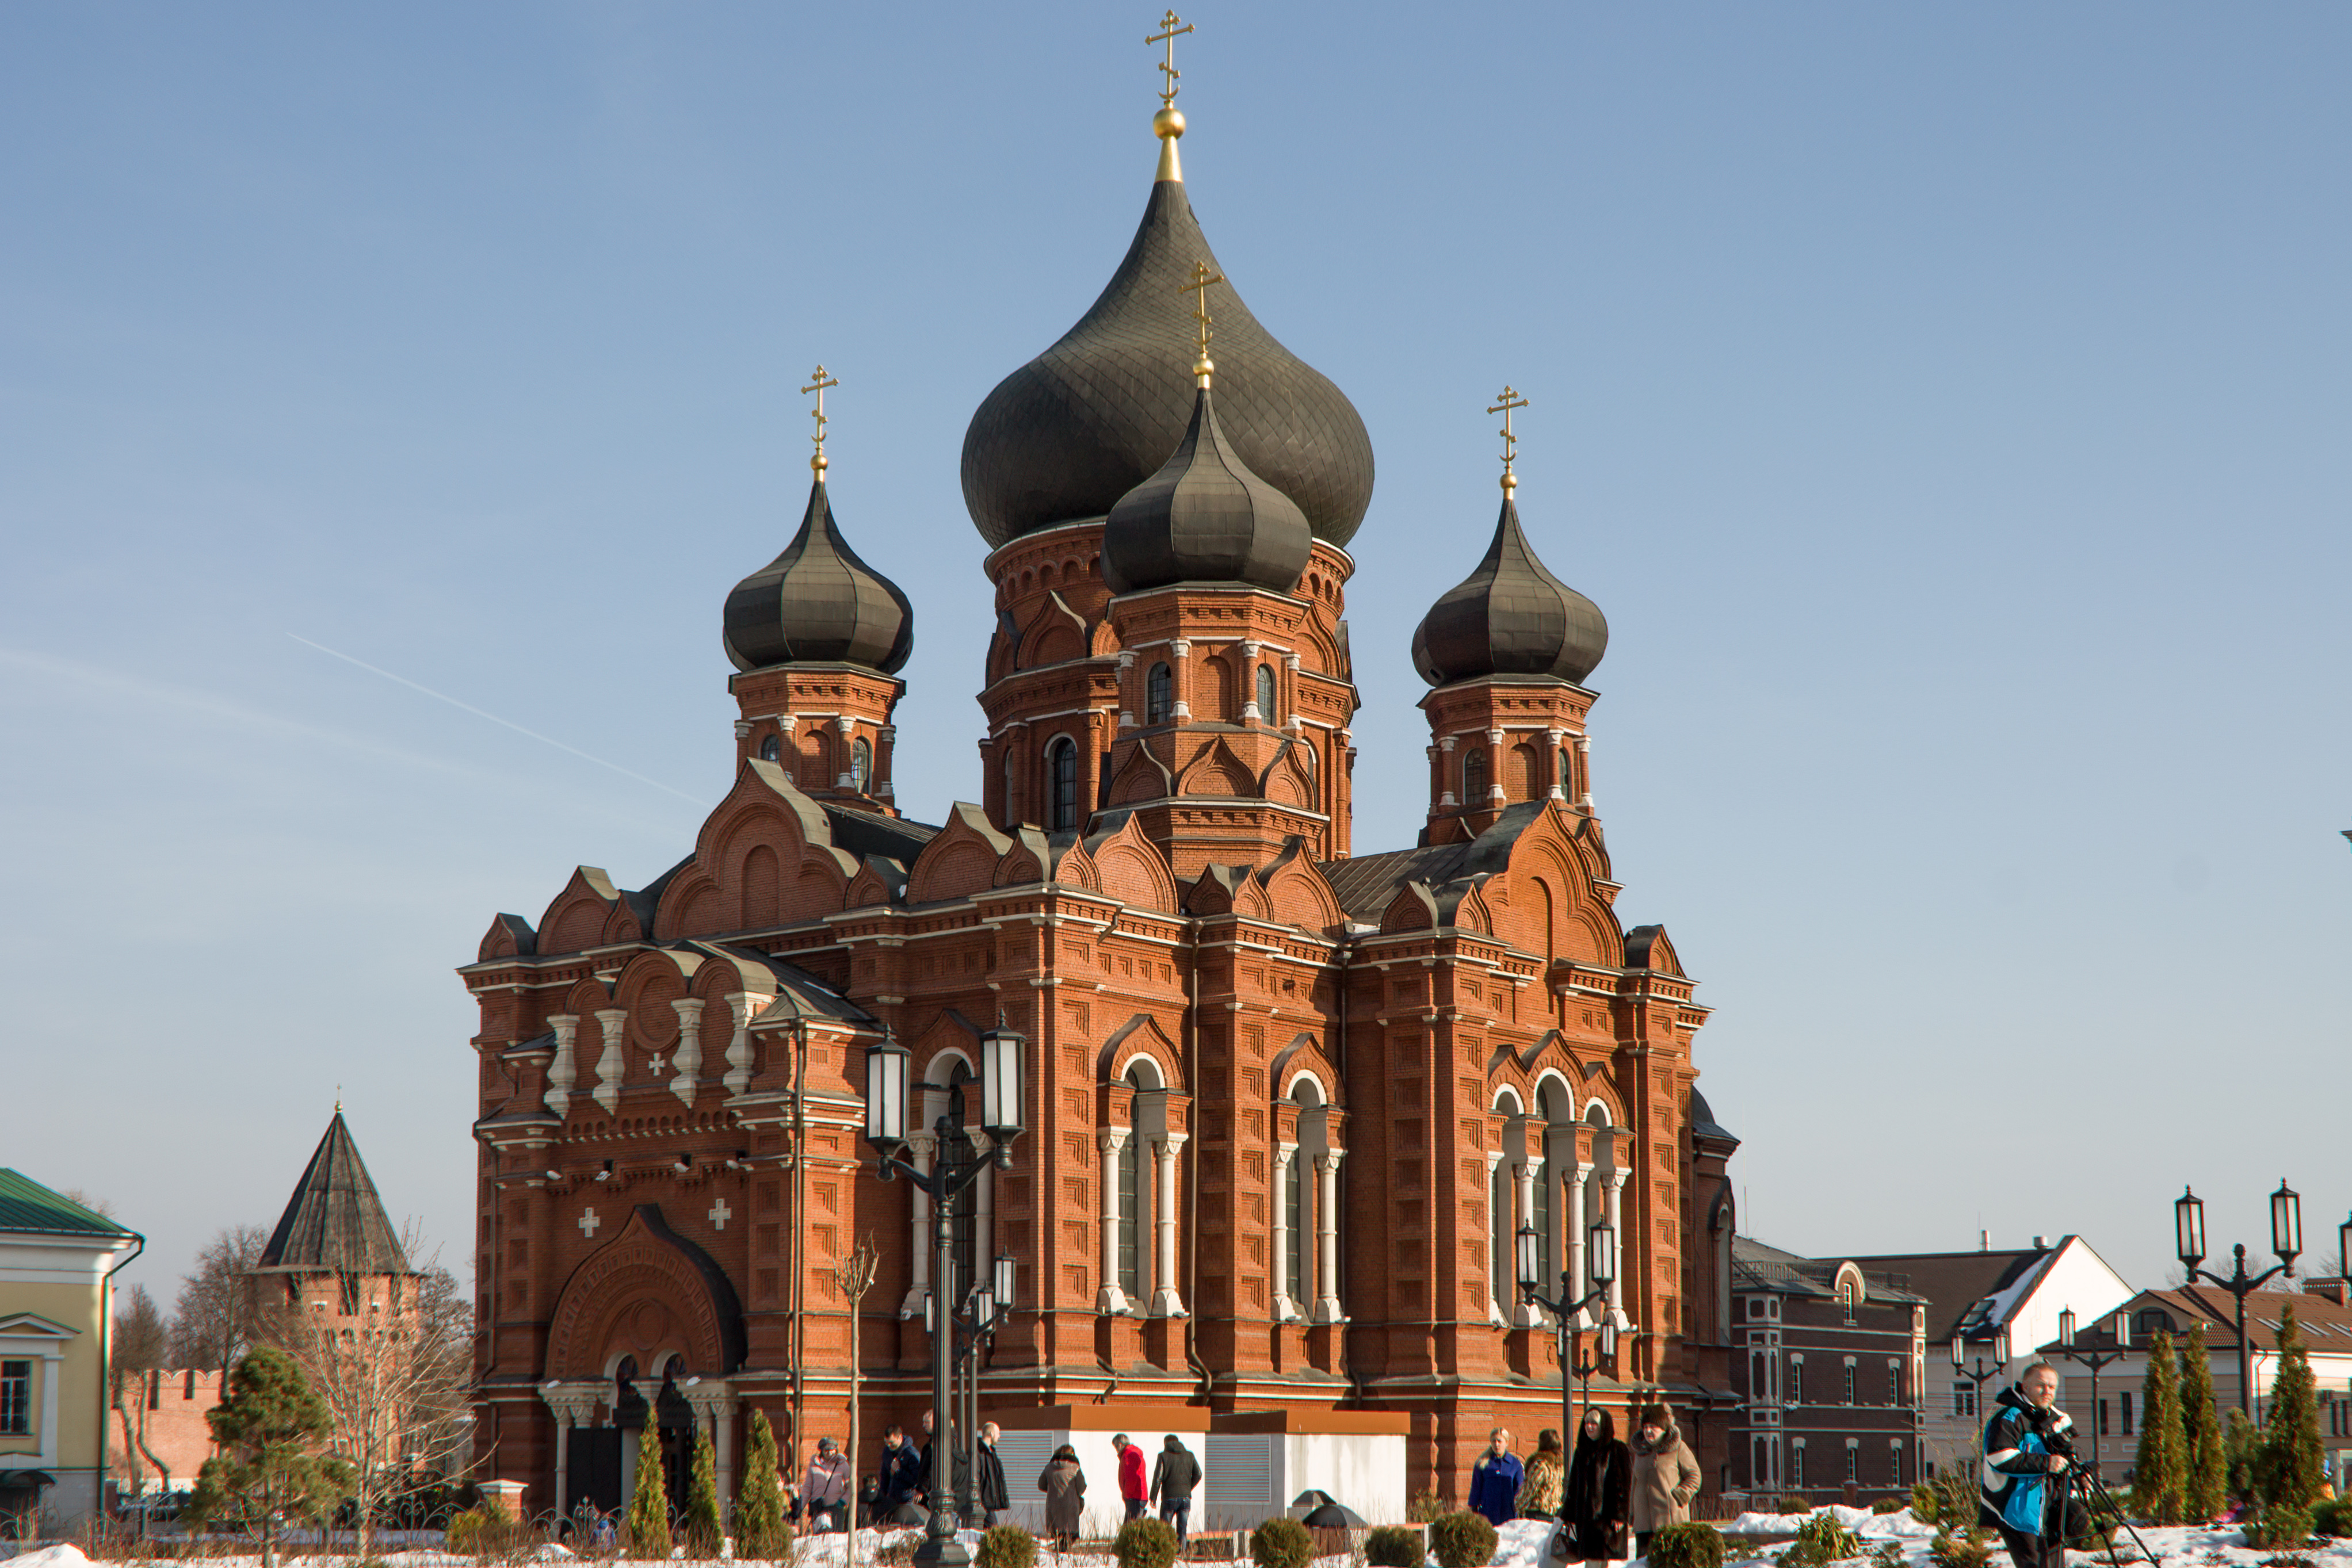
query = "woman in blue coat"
(1468, 1427, 1525, 1527)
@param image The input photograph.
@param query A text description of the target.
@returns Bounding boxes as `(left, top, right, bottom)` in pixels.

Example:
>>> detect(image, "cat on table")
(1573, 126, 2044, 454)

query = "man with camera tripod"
(1980, 1362, 2092, 1568)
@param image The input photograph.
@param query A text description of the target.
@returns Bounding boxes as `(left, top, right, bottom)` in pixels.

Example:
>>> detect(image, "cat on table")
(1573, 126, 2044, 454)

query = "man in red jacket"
(1113, 1433, 1148, 1521)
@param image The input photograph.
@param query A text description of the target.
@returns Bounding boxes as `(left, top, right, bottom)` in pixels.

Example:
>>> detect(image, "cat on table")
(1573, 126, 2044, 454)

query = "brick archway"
(544, 1205, 746, 1380)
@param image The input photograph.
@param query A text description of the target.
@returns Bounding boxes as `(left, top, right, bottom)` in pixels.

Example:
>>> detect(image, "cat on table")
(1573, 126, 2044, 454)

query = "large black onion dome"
(723, 477, 913, 674)
(961, 178, 1374, 549)
(1104, 384, 1314, 595)
(1411, 498, 1608, 687)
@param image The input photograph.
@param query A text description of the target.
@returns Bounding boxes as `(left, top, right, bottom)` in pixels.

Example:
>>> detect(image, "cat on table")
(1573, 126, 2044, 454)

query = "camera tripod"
(2051, 1457, 2160, 1568)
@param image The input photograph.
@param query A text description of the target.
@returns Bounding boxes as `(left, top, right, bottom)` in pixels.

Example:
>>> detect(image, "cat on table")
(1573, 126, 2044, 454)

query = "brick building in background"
(1725, 1238, 1925, 1505)
(461, 39, 1739, 1523)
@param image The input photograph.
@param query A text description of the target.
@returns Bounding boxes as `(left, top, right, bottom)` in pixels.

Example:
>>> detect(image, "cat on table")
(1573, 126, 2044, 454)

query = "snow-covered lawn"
(4, 1510, 2339, 1568)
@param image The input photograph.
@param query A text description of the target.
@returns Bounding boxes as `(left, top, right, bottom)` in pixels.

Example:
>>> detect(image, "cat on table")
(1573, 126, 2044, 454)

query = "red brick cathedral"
(464, 67, 1739, 1521)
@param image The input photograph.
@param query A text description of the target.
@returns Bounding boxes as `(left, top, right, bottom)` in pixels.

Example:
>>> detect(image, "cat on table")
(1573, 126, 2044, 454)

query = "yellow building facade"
(0, 1171, 142, 1535)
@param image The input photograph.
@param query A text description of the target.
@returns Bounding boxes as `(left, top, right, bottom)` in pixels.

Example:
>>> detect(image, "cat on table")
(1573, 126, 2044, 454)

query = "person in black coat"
(880, 1424, 926, 1513)
(978, 1422, 1011, 1526)
(1563, 1407, 1632, 1564)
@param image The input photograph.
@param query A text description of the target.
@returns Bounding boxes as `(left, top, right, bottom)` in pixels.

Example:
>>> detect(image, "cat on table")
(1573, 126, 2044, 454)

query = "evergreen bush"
(1931, 1471, 1975, 1534)
(1870, 1542, 1906, 1568)
(445, 1503, 524, 1558)
(1407, 1490, 1447, 1524)
(1927, 1529, 1992, 1568)
(1426, 1510, 1499, 1568)
(1783, 1512, 1863, 1567)
(2248, 1505, 2314, 1550)
(2258, 1307, 2325, 1515)
(623, 1424, 670, 1558)
(2309, 1496, 2352, 1539)
(1251, 1517, 1315, 1568)
(978, 1525, 1038, 1568)
(1645, 1522, 1725, 1568)
(1870, 1498, 1904, 1515)
(1777, 1495, 1813, 1516)
(1114, 1516, 1181, 1568)
(1910, 1483, 1938, 1525)
(2132, 1328, 2189, 1524)
(1365, 1525, 1425, 1567)
(681, 1427, 723, 1557)
(2182, 1322, 2228, 1521)
(735, 1411, 789, 1559)
(2225, 1410, 2259, 1504)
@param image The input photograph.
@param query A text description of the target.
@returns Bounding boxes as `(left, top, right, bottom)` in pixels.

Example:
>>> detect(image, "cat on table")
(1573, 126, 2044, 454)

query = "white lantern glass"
(2273, 1181, 2303, 1265)
(994, 1251, 1017, 1312)
(1588, 1218, 1617, 1288)
(2059, 1307, 2078, 1349)
(2177, 1187, 2206, 1271)
(866, 1033, 909, 1148)
(982, 1027, 1025, 1140)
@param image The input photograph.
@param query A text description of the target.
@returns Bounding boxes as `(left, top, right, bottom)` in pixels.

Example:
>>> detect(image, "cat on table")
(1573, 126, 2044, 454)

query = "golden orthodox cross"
(1181, 259, 1225, 355)
(1148, 10, 1193, 108)
(1488, 385, 1529, 491)
(801, 365, 840, 471)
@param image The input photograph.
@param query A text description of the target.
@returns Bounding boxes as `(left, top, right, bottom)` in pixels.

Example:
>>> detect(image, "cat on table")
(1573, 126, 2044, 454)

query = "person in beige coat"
(1626, 1402, 1701, 1555)
(1038, 1444, 1087, 1548)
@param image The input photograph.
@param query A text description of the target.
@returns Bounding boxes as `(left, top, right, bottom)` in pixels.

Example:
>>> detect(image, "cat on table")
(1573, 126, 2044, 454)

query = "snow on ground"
(5, 1512, 2343, 1568)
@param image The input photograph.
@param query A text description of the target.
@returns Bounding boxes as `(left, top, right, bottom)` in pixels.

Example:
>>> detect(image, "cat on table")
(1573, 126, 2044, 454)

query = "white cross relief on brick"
(578, 1208, 601, 1238)
(708, 1199, 732, 1230)
(647, 1053, 667, 1076)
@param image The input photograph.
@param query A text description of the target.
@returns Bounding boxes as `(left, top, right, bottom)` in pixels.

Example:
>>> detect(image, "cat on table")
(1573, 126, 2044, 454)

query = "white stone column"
(1484, 1149, 1508, 1326)
(1098, 1129, 1131, 1314)
(670, 997, 705, 1108)
(1576, 736, 1594, 809)
(902, 1132, 936, 1319)
(1117, 651, 1137, 729)
(1312, 1149, 1345, 1324)
(1271, 1142, 1298, 1321)
(1170, 638, 1193, 719)
(1515, 1155, 1544, 1327)
(592, 1007, 628, 1114)
(681, 1382, 739, 1523)
(1438, 736, 1457, 809)
(544, 1014, 578, 1116)
(723, 992, 759, 1099)
(1486, 728, 1507, 802)
(1151, 1134, 1187, 1317)
(1546, 729, 1567, 801)
(38, 1346, 62, 1464)
(1605, 1164, 1629, 1325)
(1568, 1163, 1594, 1325)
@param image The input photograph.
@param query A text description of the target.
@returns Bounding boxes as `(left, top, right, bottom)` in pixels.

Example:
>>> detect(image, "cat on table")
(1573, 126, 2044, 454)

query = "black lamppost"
(1519, 1215, 1617, 1491)
(2174, 1181, 2301, 1416)
(1952, 1323, 2012, 1432)
(865, 1025, 1026, 1568)
(2053, 1307, 2129, 1478)
(948, 1252, 1018, 1527)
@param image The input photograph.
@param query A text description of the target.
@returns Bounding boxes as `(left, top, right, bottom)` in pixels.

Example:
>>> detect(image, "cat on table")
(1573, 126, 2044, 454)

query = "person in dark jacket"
(1980, 1363, 2086, 1568)
(978, 1422, 1011, 1526)
(1040, 1444, 1087, 1548)
(1468, 1427, 1525, 1528)
(1150, 1435, 1201, 1543)
(1561, 1408, 1631, 1562)
(880, 1425, 926, 1512)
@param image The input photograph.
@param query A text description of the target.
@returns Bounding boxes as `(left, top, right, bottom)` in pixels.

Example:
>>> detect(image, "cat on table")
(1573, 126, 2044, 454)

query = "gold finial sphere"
(1193, 353, 1214, 387)
(1154, 105, 1186, 140)
(812, 451, 828, 474)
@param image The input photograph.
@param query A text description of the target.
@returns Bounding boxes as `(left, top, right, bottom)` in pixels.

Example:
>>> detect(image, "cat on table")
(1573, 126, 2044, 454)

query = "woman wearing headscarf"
(1563, 1408, 1631, 1562)
(1039, 1443, 1087, 1549)
(1626, 1403, 1700, 1557)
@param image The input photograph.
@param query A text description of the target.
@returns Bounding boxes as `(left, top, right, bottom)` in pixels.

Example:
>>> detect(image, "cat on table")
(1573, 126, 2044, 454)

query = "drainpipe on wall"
(99, 1230, 146, 1513)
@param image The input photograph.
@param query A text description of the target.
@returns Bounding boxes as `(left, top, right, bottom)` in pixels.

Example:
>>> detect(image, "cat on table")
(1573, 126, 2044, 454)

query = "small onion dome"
(961, 178, 1374, 550)
(1102, 384, 1314, 596)
(722, 477, 912, 674)
(1410, 497, 1608, 687)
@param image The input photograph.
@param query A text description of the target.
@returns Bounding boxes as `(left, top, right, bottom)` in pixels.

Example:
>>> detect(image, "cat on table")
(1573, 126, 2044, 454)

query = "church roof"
(961, 173, 1373, 550)
(1102, 384, 1314, 594)
(723, 476, 913, 675)
(0, 1171, 136, 1241)
(1318, 802, 1549, 923)
(257, 1111, 412, 1276)
(1412, 496, 1608, 688)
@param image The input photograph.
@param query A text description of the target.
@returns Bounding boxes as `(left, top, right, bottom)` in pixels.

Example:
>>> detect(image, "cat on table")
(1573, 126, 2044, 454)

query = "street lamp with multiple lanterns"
(2174, 1181, 2301, 1416)
(2053, 1308, 2129, 1478)
(1951, 1322, 2011, 1429)
(1518, 1214, 1619, 1490)
(864, 1023, 1026, 1568)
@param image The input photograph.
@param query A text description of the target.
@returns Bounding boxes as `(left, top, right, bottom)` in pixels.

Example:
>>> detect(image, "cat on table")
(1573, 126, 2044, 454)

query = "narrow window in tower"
(852, 738, 872, 793)
(1257, 663, 1276, 724)
(760, 735, 782, 763)
(1117, 1122, 1142, 1299)
(1146, 662, 1173, 725)
(1489, 1158, 1510, 1318)
(945, 1061, 978, 1298)
(1463, 748, 1488, 806)
(1048, 738, 1078, 832)
(1284, 1154, 1304, 1307)
(1532, 1156, 1551, 1286)
(1002, 749, 1019, 831)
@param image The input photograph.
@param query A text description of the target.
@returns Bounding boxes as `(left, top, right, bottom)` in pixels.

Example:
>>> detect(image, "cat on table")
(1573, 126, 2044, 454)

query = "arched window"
(1463, 748, 1489, 805)
(1558, 745, 1575, 797)
(1146, 662, 1173, 725)
(1047, 737, 1078, 831)
(1002, 749, 1018, 830)
(759, 735, 781, 763)
(852, 737, 872, 793)
(944, 1061, 978, 1300)
(1284, 1152, 1304, 1307)
(1256, 664, 1276, 724)
(1118, 1064, 1154, 1301)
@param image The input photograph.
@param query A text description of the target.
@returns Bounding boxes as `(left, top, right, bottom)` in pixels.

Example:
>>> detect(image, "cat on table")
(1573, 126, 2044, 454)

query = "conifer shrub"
(681, 1427, 723, 1557)
(2248, 1505, 2314, 1550)
(446, 1502, 526, 1558)
(1366, 1525, 1426, 1567)
(1777, 1496, 1813, 1516)
(1870, 1498, 1904, 1515)
(1645, 1522, 1725, 1568)
(1783, 1512, 1863, 1567)
(2309, 1496, 2352, 1539)
(978, 1525, 1038, 1568)
(1252, 1517, 1315, 1568)
(1927, 1529, 1992, 1568)
(2258, 1307, 2326, 1515)
(2133, 1328, 2189, 1524)
(1931, 1471, 1975, 1533)
(735, 1412, 790, 1560)
(2182, 1323, 2228, 1521)
(1407, 1490, 1447, 1524)
(623, 1424, 670, 1558)
(1426, 1510, 1499, 1568)
(1114, 1516, 1181, 1568)
(2226, 1410, 2259, 1505)
(1910, 1483, 1939, 1525)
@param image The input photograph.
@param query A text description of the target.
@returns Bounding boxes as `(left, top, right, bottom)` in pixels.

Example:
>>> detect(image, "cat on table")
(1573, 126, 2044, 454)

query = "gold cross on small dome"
(1488, 385, 1530, 493)
(1181, 259, 1226, 387)
(802, 365, 841, 474)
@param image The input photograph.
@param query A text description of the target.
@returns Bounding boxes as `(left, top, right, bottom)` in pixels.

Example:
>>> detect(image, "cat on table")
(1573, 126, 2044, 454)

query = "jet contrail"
(288, 634, 704, 805)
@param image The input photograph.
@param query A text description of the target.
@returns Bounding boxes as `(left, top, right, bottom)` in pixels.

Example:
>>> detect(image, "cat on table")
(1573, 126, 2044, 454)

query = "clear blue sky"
(6, 3, 2347, 1305)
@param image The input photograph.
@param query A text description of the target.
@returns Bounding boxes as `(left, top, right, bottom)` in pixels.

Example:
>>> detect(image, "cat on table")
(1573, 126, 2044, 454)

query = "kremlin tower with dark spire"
(459, 20, 1739, 1521)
